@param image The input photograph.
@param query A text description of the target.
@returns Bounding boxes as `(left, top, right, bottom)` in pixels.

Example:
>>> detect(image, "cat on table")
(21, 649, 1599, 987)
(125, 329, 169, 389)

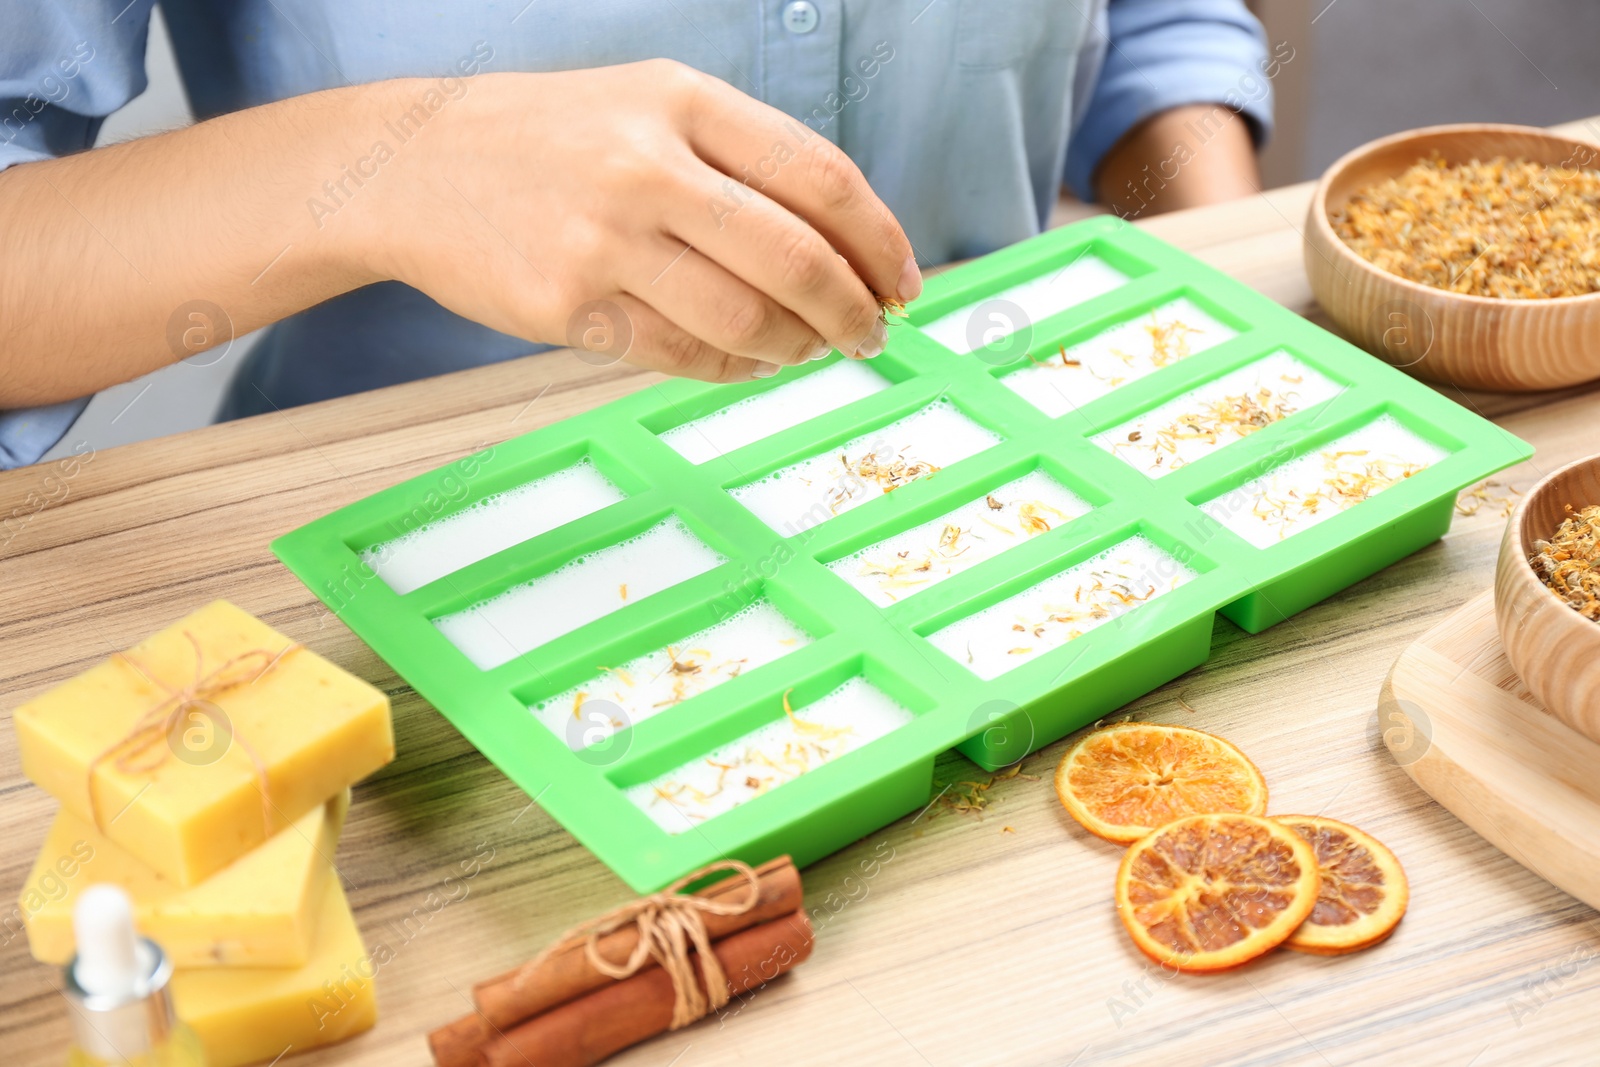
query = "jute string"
(512, 859, 761, 1029)
(86, 631, 301, 836)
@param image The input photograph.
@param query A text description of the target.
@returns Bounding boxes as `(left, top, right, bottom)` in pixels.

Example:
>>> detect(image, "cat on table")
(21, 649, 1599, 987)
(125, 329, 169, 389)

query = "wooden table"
(6, 121, 1600, 1067)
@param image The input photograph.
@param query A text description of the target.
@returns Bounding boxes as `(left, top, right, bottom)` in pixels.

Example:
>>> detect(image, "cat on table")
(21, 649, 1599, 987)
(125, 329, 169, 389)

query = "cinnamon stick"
(482, 911, 814, 1067)
(474, 856, 800, 1028)
(429, 1016, 492, 1067)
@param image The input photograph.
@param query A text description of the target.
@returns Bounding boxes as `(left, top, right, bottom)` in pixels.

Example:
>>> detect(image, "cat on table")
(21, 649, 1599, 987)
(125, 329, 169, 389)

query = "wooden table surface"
(6, 119, 1600, 1067)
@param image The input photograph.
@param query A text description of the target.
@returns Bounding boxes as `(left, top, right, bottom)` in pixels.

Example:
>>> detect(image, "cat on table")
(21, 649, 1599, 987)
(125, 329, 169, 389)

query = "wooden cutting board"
(1379, 589, 1600, 910)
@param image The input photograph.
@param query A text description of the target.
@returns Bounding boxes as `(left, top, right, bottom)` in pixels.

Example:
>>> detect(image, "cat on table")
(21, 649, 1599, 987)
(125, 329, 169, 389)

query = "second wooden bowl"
(1306, 123, 1600, 392)
(1494, 454, 1600, 740)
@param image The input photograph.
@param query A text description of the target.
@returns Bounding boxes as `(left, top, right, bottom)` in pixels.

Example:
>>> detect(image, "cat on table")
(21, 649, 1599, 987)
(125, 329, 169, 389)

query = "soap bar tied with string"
(87, 629, 296, 840)
(13, 600, 394, 886)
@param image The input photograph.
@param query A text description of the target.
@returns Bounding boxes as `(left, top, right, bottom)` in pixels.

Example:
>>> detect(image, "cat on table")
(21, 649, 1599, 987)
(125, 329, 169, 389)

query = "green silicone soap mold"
(273, 217, 1531, 891)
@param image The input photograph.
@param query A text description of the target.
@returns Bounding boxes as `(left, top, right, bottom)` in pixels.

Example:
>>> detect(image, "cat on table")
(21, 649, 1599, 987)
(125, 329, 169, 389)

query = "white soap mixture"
(1002, 298, 1237, 419)
(827, 470, 1091, 607)
(531, 601, 810, 748)
(362, 459, 625, 595)
(919, 255, 1131, 355)
(1092, 351, 1342, 478)
(661, 360, 889, 464)
(1200, 414, 1451, 549)
(730, 398, 1001, 535)
(626, 677, 914, 832)
(928, 535, 1194, 681)
(434, 517, 724, 670)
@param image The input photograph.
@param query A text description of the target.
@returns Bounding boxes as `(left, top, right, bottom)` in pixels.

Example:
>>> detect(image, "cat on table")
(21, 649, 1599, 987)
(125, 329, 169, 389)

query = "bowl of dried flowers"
(1305, 123, 1600, 391)
(1495, 453, 1600, 740)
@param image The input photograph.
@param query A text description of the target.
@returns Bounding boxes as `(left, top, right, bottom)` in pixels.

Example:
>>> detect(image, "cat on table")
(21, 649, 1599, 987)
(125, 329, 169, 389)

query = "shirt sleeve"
(1064, 0, 1275, 202)
(0, 0, 154, 468)
(0, 398, 92, 467)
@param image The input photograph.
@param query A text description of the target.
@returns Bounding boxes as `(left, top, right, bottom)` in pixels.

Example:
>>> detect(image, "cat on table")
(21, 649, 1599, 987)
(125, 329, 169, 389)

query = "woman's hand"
(0, 60, 919, 408)
(355, 60, 922, 381)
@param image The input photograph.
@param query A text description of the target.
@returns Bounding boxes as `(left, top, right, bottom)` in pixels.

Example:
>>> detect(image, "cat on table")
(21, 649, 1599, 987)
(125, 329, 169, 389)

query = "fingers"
(680, 76, 922, 307)
(666, 156, 887, 359)
(623, 236, 832, 367)
(598, 293, 777, 384)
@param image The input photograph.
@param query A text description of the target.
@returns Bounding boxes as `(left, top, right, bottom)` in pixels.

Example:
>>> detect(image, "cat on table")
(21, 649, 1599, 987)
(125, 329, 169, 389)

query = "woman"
(0, 0, 1273, 467)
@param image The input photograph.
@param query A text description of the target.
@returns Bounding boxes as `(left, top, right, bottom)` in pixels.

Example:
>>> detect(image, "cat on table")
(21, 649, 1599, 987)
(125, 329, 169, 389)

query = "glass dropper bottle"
(63, 884, 207, 1067)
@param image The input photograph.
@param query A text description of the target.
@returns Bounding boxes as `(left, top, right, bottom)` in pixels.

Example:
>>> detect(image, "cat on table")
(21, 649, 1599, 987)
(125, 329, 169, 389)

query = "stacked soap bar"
(13, 600, 394, 1066)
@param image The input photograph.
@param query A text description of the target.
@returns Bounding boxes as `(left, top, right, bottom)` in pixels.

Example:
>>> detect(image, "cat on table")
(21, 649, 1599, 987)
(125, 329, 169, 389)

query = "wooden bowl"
(1494, 453, 1600, 740)
(1306, 123, 1600, 392)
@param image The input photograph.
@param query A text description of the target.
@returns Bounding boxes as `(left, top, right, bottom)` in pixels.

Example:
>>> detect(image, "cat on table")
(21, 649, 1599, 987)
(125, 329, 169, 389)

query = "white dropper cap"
(65, 884, 178, 1056)
(72, 884, 146, 1000)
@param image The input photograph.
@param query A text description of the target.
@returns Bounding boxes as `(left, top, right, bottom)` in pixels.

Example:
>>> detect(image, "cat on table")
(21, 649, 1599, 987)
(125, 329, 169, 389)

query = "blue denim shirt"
(0, 0, 1272, 467)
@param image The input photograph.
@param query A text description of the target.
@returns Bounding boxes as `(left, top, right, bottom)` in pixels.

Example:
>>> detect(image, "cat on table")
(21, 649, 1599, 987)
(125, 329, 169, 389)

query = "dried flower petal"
(1530, 503, 1600, 621)
(1333, 153, 1600, 299)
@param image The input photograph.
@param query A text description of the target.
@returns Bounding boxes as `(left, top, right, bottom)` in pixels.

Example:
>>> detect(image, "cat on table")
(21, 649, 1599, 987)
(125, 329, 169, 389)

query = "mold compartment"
(919, 250, 1134, 355)
(612, 662, 928, 834)
(432, 515, 725, 670)
(728, 396, 1002, 534)
(824, 468, 1092, 608)
(1001, 296, 1239, 418)
(355, 454, 629, 595)
(955, 606, 1219, 772)
(925, 534, 1196, 681)
(527, 599, 812, 750)
(657, 360, 891, 464)
(1091, 350, 1343, 479)
(1198, 412, 1454, 549)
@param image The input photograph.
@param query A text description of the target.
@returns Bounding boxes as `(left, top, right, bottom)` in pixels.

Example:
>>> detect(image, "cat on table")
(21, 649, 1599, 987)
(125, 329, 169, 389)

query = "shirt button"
(782, 0, 819, 34)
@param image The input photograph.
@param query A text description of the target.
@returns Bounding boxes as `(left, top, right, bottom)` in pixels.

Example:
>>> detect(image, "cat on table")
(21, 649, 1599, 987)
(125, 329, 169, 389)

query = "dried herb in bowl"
(1332, 154, 1600, 299)
(1530, 503, 1600, 621)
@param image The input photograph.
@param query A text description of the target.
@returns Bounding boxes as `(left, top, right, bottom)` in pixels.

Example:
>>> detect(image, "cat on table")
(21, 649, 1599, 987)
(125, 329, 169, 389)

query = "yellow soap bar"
(20, 791, 348, 967)
(14, 600, 392, 886)
(172, 879, 377, 1067)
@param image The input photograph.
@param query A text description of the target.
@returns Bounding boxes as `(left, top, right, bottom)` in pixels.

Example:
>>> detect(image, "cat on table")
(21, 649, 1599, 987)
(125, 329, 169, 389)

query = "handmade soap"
(731, 398, 1001, 534)
(1092, 351, 1341, 477)
(827, 470, 1090, 607)
(172, 879, 377, 1067)
(627, 678, 914, 833)
(531, 601, 809, 749)
(21, 791, 348, 967)
(1003, 297, 1236, 417)
(920, 255, 1130, 354)
(1200, 414, 1451, 548)
(14, 600, 393, 886)
(662, 360, 889, 464)
(362, 458, 625, 595)
(929, 535, 1194, 680)
(435, 517, 725, 671)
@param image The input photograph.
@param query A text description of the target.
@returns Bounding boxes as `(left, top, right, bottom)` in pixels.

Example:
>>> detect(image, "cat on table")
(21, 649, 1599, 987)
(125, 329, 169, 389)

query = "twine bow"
(86, 631, 301, 837)
(515, 859, 761, 1029)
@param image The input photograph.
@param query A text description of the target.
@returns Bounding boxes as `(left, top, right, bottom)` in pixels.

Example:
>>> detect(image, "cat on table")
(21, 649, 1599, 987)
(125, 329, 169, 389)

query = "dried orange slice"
(1116, 813, 1319, 973)
(1055, 722, 1267, 843)
(1275, 815, 1408, 955)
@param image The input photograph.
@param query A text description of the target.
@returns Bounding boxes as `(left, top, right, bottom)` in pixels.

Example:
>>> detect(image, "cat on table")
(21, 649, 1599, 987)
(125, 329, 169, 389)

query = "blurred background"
(45, 0, 1600, 461)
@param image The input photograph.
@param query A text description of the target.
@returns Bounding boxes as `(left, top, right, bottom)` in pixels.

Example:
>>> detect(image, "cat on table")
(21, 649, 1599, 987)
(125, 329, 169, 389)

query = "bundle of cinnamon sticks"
(428, 856, 812, 1067)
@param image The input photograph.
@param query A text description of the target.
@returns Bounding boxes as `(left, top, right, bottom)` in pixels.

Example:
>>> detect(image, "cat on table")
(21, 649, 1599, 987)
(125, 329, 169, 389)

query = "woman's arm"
(0, 61, 921, 407)
(1065, 0, 1279, 218)
(1095, 102, 1262, 218)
